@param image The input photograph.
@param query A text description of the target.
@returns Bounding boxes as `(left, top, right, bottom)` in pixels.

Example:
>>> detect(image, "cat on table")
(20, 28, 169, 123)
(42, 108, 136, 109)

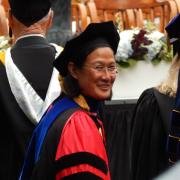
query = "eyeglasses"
(83, 63, 117, 74)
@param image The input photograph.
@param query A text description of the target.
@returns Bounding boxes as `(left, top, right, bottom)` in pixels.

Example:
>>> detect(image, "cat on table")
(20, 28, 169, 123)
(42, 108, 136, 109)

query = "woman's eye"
(95, 66, 104, 71)
(108, 66, 116, 71)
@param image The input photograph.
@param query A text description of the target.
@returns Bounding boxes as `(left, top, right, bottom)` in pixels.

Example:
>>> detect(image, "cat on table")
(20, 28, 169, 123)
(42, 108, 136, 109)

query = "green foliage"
(144, 20, 158, 32)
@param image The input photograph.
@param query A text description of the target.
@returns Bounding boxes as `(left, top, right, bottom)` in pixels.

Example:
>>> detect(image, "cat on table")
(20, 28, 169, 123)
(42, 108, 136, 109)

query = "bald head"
(8, 9, 53, 43)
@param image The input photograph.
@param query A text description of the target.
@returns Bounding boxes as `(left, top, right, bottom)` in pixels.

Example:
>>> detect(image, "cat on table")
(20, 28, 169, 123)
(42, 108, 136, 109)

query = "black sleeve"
(130, 88, 169, 180)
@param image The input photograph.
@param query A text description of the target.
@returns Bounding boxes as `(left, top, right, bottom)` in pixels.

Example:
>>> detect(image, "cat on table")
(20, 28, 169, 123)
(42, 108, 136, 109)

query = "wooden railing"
(157, 0, 180, 12)
(71, 0, 179, 33)
(71, 2, 88, 32)
(71, 0, 100, 33)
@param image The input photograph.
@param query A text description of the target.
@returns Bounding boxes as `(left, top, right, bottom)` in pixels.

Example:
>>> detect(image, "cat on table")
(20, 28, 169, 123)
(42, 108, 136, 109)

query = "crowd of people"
(0, 0, 180, 180)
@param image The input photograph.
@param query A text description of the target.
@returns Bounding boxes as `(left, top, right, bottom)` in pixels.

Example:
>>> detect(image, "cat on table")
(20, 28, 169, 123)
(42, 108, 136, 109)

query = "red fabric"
(55, 110, 110, 179)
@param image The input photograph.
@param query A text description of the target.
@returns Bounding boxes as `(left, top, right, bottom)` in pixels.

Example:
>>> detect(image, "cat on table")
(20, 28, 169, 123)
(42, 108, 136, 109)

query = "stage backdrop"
(112, 61, 171, 101)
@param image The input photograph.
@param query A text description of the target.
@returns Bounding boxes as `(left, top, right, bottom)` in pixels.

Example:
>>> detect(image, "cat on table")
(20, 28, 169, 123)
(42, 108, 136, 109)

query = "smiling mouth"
(99, 85, 111, 90)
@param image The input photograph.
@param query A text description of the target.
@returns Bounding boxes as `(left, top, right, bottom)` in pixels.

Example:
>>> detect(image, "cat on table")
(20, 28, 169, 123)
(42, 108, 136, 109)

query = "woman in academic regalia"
(19, 21, 120, 180)
(130, 13, 180, 180)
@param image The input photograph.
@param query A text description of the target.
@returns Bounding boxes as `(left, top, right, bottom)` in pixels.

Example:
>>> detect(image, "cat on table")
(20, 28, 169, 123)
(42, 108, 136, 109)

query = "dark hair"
(63, 57, 85, 98)
(63, 73, 80, 98)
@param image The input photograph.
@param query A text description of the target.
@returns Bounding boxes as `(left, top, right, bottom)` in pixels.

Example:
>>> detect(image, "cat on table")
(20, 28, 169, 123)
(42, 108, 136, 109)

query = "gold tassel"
(58, 75, 90, 111)
(74, 95, 90, 111)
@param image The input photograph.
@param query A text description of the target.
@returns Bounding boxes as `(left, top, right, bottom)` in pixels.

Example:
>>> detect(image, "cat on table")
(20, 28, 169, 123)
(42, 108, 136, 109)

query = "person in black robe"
(19, 21, 120, 180)
(0, 0, 62, 179)
(130, 14, 180, 180)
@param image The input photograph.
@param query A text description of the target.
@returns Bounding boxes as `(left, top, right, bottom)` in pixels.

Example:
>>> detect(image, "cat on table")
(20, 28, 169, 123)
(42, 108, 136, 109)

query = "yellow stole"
(0, 50, 5, 65)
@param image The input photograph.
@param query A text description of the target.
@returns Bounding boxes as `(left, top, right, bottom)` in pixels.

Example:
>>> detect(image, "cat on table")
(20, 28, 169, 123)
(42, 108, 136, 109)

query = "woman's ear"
(67, 62, 79, 79)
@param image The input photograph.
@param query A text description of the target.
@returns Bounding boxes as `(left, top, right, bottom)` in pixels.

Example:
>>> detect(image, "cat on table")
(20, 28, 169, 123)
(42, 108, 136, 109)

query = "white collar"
(4, 45, 61, 124)
(15, 34, 45, 44)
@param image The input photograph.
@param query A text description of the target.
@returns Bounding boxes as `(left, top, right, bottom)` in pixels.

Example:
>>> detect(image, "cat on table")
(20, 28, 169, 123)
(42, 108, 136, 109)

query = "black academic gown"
(130, 88, 174, 180)
(20, 95, 110, 180)
(0, 36, 57, 180)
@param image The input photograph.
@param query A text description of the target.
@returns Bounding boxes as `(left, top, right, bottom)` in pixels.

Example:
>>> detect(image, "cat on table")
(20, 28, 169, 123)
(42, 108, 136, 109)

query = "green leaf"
(151, 58, 161, 65)
(117, 61, 130, 68)
(127, 59, 138, 66)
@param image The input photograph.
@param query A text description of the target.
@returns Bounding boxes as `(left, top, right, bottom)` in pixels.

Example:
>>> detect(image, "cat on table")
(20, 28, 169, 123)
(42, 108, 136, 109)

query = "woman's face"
(70, 47, 117, 100)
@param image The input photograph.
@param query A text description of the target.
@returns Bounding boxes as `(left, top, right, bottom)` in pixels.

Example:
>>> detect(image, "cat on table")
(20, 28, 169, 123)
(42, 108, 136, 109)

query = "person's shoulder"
(50, 43, 63, 51)
(131, 87, 160, 122)
(61, 110, 100, 137)
(50, 43, 63, 58)
(140, 87, 156, 97)
(67, 110, 95, 127)
(137, 87, 157, 105)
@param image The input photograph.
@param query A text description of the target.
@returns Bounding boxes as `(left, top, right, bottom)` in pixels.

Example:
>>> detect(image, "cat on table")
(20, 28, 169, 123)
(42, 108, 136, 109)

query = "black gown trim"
(55, 152, 108, 174)
(60, 171, 103, 180)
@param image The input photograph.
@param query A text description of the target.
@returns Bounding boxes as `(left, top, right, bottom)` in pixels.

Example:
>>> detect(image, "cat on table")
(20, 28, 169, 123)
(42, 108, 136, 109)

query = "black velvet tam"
(9, 0, 51, 26)
(165, 13, 180, 55)
(54, 21, 120, 77)
(166, 13, 180, 44)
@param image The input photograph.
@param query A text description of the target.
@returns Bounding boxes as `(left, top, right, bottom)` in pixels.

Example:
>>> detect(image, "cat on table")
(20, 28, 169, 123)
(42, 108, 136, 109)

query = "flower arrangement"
(115, 22, 173, 68)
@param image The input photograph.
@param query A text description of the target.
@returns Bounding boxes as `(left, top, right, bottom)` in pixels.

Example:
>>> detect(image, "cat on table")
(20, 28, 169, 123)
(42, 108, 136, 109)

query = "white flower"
(144, 30, 164, 61)
(146, 30, 164, 40)
(115, 29, 138, 61)
(115, 29, 165, 62)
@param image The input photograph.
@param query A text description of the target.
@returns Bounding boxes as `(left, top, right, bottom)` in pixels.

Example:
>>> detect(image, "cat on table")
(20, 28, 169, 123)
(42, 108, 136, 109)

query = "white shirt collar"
(15, 34, 45, 44)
